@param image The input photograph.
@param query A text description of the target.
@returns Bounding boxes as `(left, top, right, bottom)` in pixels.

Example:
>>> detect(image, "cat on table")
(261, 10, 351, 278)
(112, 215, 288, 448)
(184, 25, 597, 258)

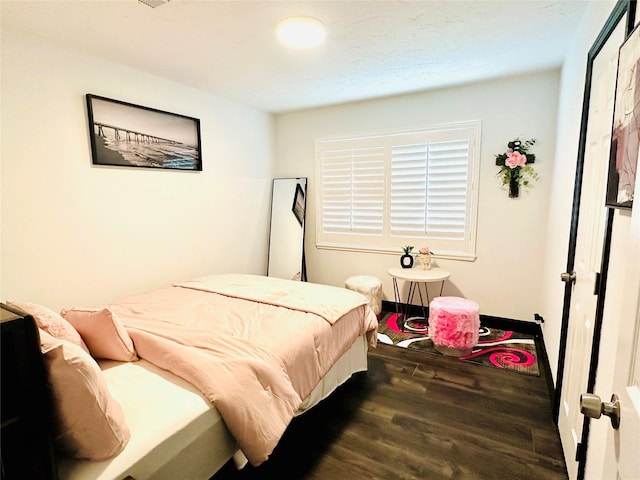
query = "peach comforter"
(108, 274, 378, 466)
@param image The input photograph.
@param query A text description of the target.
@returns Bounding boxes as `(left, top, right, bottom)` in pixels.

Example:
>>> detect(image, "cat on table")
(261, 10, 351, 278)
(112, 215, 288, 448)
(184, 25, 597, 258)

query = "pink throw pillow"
(7, 300, 89, 353)
(60, 308, 138, 362)
(39, 329, 131, 460)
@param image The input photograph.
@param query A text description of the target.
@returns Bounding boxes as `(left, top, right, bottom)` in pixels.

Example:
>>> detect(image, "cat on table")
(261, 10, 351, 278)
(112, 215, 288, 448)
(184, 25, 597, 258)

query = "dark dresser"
(1, 303, 57, 480)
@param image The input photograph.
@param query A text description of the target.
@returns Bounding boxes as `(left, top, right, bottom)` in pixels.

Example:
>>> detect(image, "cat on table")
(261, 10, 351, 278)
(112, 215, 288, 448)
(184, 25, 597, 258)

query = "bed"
(6, 273, 378, 480)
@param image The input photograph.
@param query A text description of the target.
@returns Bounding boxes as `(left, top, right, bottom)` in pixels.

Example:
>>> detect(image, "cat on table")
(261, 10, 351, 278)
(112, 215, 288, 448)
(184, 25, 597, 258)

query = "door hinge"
(593, 272, 601, 295)
(575, 442, 585, 462)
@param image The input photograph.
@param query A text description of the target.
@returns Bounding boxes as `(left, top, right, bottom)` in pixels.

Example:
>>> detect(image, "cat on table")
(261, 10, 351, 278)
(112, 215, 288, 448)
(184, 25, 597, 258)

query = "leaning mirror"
(267, 177, 307, 281)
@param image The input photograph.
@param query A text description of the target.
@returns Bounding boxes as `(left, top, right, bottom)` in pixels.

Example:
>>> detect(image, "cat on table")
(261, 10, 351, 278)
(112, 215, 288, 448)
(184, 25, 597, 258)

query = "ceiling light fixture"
(138, 0, 170, 8)
(276, 16, 326, 49)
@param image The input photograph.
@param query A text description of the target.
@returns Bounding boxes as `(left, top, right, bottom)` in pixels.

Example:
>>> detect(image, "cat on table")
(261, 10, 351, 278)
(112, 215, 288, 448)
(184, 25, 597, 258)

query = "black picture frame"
(605, 22, 639, 209)
(86, 94, 202, 171)
(292, 183, 305, 226)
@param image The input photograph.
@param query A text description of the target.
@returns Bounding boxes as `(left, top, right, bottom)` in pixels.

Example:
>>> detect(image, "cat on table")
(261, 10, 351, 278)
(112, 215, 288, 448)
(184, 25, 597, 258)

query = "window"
(316, 121, 480, 260)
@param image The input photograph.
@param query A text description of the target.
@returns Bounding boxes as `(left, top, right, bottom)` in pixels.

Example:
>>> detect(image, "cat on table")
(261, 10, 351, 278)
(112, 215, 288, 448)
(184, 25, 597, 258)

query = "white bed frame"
(56, 335, 369, 480)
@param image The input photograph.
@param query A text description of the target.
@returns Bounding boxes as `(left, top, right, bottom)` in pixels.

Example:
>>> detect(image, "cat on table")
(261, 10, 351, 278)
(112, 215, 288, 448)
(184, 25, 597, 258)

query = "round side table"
(387, 267, 450, 330)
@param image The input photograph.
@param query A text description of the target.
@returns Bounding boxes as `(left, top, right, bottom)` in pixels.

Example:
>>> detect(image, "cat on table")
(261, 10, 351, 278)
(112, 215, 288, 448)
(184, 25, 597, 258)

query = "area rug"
(377, 312, 540, 376)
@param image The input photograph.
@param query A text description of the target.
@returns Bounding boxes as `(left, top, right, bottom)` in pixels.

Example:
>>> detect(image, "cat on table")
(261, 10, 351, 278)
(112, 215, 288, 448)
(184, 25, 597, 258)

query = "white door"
(594, 187, 640, 479)
(557, 20, 625, 479)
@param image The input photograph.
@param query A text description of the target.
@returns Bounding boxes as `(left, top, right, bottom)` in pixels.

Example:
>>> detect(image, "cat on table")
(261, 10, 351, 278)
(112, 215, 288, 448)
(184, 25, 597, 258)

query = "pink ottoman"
(429, 296, 480, 357)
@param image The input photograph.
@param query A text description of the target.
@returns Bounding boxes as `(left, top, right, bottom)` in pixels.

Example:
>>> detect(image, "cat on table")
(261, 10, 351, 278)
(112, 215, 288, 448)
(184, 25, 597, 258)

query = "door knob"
(580, 393, 620, 429)
(560, 271, 576, 284)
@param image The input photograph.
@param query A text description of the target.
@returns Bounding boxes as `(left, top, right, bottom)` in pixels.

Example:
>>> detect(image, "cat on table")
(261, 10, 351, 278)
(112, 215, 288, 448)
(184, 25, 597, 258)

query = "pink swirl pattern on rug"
(386, 313, 405, 333)
(478, 330, 512, 343)
(385, 313, 534, 368)
(460, 347, 535, 368)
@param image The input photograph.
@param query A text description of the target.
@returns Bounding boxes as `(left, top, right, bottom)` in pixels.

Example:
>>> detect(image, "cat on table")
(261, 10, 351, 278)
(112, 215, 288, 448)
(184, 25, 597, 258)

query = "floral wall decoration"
(495, 138, 539, 198)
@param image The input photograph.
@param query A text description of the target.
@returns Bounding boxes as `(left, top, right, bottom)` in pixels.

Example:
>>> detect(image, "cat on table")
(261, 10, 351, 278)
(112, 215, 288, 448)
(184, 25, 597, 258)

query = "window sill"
(315, 243, 476, 262)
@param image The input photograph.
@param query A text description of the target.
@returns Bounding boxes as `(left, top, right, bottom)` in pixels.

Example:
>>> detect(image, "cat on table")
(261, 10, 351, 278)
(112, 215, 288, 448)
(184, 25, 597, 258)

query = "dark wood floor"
(212, 339, 567, 480)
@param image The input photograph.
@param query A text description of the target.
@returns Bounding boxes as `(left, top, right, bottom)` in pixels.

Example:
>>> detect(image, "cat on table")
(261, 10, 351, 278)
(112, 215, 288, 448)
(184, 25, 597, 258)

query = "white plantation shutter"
(320, 144, 384, 237)
(390, 140, 469, 239)
(426, 140, 469, 239)
(389, 142, 428, 235)
(317, 121, 480, 258)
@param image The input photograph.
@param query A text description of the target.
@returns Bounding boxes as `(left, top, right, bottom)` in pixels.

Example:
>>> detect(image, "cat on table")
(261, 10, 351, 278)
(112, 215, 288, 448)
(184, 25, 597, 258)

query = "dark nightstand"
(1, 303, 58, 480)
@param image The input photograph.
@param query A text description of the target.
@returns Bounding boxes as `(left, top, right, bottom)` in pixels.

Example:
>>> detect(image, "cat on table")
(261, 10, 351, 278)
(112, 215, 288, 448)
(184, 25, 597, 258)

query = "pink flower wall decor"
(505, 151, 528, 169)
(495, 138, 539, 198)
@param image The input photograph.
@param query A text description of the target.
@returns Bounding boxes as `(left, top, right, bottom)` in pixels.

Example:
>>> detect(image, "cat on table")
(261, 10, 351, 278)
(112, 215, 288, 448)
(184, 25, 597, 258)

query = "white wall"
(0, 28, 275, 311)
(275, 71, 559, 321)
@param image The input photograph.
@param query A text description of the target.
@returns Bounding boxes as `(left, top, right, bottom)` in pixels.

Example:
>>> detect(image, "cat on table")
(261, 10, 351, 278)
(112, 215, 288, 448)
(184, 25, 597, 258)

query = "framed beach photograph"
(86, 94, 202, 171)
(292, 183, 305, 226)
(605, 23, 639, 209)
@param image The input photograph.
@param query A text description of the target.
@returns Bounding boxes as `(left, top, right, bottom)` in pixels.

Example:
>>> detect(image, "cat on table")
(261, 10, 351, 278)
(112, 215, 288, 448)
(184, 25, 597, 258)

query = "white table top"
(387, 267, 451, 282)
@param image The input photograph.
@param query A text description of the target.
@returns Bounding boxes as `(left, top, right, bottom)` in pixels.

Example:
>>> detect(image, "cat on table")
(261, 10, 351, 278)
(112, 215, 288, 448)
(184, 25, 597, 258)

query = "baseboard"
(381, 300, 540, 333)
(537, 331, 556, 409)
(478, 313, 540, 336)
(381, 299, 556, 406)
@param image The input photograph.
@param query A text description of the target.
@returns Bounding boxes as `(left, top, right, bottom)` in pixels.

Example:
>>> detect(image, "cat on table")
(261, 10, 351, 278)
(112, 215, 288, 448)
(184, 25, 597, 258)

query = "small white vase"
(419, 254, 431, 270)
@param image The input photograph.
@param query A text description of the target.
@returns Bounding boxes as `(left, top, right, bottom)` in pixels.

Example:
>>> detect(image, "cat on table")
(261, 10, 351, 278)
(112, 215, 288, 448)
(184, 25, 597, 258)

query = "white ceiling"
(1, 0, 589, 113)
